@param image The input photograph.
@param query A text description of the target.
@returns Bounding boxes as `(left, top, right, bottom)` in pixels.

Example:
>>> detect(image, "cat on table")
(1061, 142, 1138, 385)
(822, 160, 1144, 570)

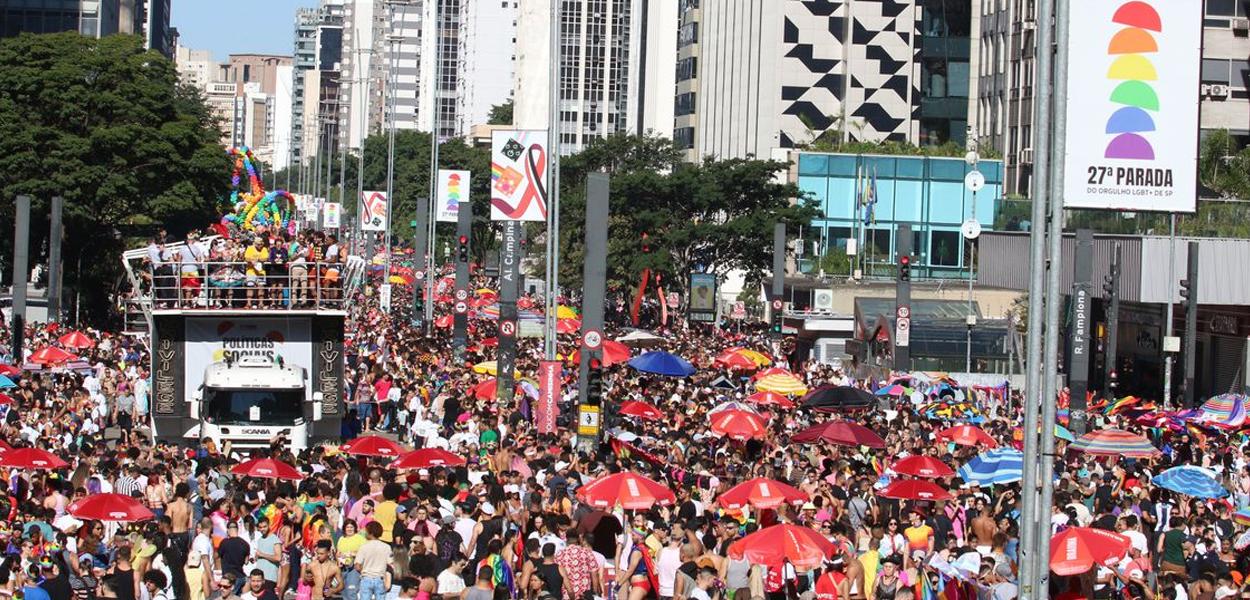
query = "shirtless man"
(305, 540, 344, 600)
(167, 483, 194, 553)
(970, 498, 998, 555)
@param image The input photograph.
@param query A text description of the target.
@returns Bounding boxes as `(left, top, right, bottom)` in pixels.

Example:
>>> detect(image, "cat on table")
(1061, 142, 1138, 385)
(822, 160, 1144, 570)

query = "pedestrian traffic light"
(586, 358, 603, 406)
(1179, 278, 1192, 309)
(457, 234, 469, 263)
(770, 308, 782, 336)
(898, 255, 911, 282)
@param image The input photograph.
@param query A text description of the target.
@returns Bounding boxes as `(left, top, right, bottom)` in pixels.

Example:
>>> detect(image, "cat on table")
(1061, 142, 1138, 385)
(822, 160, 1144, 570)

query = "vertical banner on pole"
(1061, 0, 1201, 212)
(579, 174, 610, 411)
(489, 130, 549, 222)
(323, 203, 342, 229)
(360, 191, 389, 231)
(496, 221, 522, 403)
(452, 194, 473, 357)
(436, 170, 469, 222)
(1068, 229, 1094, 434)
(536, 360, 561, 434)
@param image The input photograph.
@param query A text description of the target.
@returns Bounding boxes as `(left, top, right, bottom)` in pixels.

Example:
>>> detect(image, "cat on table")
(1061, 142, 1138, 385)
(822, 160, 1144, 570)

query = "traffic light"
(770, 304, 782, 336)
(1179, 278, 1192, 310)
(586, 358, 603, 406)
(898, 255, 911, 282)
(457, 234, 469, 263)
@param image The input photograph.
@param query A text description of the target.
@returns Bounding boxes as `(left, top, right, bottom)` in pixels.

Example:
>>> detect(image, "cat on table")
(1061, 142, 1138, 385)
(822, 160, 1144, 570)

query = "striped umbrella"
(1233, 508, 1250, 527)
(1070, 428, 1159, 458)
(958, 448, 1024, 486)
(755, 373, 808, 396)
(1153, 466, 1228, 499)
(1195, 393, 1247, 428)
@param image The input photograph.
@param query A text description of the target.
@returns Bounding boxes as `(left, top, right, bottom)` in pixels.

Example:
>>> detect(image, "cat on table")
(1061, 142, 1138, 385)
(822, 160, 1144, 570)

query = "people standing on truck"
(268, 233, 289, 309)
(244, 237, 270, 309)
(290, 232, 311, 308)
(321, 234, 341, 306)
(179, 231, 208, 308)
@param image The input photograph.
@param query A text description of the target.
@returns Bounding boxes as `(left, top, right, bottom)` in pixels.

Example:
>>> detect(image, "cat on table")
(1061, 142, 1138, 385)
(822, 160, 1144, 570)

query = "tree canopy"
(0, 32, 228, 321)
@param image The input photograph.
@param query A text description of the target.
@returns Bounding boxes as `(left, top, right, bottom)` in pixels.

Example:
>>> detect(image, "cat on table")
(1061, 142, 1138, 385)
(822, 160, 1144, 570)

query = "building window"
(675, 92, 696, 117)
(674, 127, 695, 149)
(929, 230, 961, 266)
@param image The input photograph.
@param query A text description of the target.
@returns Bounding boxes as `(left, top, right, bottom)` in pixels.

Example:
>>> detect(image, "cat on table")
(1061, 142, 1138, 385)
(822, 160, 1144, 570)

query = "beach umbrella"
(0, 393, 13, 405)
(755, 373, 808, 396)
(0, 448, 68, 470)
(570, 339, 631, 367)
(556, 305, 579, 319)
(0, 364, 17, 377)
(1195, 393, 1247, 428)
(617, 330, 665, 347)
(709, 409, 769, 441)
(727, 524, 837, 568)
(800, 386, 874, 412)
(878, 479, 953, 501)
(714, 350, 757, 371)
(1070, 428, 1159, 458)
(68, 493, 154, 523)
(1153, 466, 1228, 499)
(957, 448, 1025, 486)
(891, 455, 955, 478)
(0, 375, 14, 389)
(471, 378, 519, 401)
(628, 351, 696, 377)
(1234, 508, 1250, 527)
(56, 331, 95, 350)
(29, 347, 78, 366)
(391, 448, 466, 470)
(792, 421, 886, 449)
(576, 472, 676, 509)
(935, 425, 998, 448)
(1049, 527, 1131, 576)
(340, 435, 407, 457)
(230, 458, 304, 481)
(875, 384, 910, 396)
(1055, 425, 1076, 442)
(434, 315, 453, 329)
(619, 401, 665, 421)
(720, 347, 771, 367)
(716, 478, 809, 510)
(752, 367, 792, 381)
(471, 361, 519, 377)
(746, 391, 796, 409)
(556, 318, 581, 335)
(479, 337, 499, 348)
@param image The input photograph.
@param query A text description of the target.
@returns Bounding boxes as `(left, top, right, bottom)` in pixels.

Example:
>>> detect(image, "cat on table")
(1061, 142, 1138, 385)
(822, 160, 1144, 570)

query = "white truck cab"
(187, 357, 320, 453)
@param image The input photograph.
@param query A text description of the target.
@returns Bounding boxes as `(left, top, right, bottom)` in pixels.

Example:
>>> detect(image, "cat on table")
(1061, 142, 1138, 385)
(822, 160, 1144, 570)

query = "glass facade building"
(798, 151, 1003, 280)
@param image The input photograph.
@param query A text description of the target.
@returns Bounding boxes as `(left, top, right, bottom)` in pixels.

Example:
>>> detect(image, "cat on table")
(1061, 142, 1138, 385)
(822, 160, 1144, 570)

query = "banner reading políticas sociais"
(436, 170, 469, 223)
(1062, 0, 1201, 213)
(490, 130, 549, 222)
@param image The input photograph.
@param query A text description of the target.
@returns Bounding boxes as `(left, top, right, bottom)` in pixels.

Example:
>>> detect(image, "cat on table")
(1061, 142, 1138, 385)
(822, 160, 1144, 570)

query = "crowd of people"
(0, 242, 1247, 600)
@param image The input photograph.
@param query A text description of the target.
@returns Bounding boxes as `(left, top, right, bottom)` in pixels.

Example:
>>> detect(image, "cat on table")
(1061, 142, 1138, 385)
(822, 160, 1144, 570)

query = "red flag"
(656, 274, 668, 327)
(630, 268, 650, 326)
(536, 361, 562, 434)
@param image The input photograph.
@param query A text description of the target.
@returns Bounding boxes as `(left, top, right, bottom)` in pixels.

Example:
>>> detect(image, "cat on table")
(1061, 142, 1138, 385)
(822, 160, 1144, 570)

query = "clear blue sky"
(172, 0, 314, 62)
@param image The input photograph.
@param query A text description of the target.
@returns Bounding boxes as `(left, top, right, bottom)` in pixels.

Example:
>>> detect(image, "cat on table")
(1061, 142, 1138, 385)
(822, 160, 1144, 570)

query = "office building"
(289, 1, 345, 179)
(0, 0, 172, 57)
(174, 49, 293, 164)
(677, 0, 973, 162)
(455, 0, 519, 136)
(514, 0, 676, 153)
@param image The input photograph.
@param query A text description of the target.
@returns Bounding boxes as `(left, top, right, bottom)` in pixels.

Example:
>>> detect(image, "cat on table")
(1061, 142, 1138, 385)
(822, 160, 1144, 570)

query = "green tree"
(0, 32, 228, 322)
(488, 100, 514, 125)
(556, 133, 821, 297)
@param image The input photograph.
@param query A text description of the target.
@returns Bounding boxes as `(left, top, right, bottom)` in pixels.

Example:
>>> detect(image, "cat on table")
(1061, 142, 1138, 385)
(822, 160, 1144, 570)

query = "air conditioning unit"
(813, 289, 834, 312)
(1232, 18, 1249, 31)
(1210, 84, 1230, 98)
(1020, 148, 1034, 164)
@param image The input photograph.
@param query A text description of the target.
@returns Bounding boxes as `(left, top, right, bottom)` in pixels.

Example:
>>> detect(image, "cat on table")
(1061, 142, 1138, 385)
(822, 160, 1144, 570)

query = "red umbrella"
(58, 331, 95, 349)
(557, 318, 581, 335)
(1049, 527, 1132, 576)
(0, 393, 13, 405)
(935, 425, 998, 448)
(480, 337, 499, 348)
(878, 478, 954, 501)
(570, 339, 631, 367)
(728, 524, 837, 568)
(230, 458, 304, 481)
(434, 315, 453, 329)
(791, 421, 886, 448)
(1070, 428, 1159, 458)
(619, 400, 665, 421)
(340, 435, 407, 457)
(471, 378, 517, 401)
(68, 493, 154, 522)
(891, 455, 956, 478)
(391, 448, 467, 470)
(0, 364, 20, 377)
(717, 477, 809, 510)
(0, 448, 68, 470)
(710, 409, 769, 441)
(746, 391, 796, 409)
(714, 350, 757, 370)
(752, 367, 793, 381)
(576, 472, 676, 509)
(29, 346, 78, 366)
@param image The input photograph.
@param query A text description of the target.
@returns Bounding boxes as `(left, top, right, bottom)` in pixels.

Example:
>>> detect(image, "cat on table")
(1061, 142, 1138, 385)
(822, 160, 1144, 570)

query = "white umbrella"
(617, 330, 665, 347)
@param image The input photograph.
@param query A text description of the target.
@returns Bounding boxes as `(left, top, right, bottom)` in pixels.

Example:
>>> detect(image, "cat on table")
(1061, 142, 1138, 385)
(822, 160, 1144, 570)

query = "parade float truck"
(149, 311, 347, 453)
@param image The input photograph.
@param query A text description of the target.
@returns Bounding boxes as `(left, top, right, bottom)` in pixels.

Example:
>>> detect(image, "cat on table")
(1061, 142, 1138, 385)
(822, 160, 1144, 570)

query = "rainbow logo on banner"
(445, 172, 462, 211)
(1104, 1, 1162, 160)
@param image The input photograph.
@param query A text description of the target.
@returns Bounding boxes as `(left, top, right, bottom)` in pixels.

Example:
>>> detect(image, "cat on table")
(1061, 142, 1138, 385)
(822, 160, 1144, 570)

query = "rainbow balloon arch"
(218, 146, 297, 237)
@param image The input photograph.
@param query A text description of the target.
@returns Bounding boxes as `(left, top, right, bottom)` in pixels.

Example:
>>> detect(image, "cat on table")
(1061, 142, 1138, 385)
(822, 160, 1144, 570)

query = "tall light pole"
(543, 0, 562, 361)
(383, 3, 407, 288)
(423, 0, 442, 328)
(355, 43, 370, 258)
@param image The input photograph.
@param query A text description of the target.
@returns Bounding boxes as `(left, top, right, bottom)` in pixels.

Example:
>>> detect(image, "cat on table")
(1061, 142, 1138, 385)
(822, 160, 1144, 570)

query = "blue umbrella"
(1055, 425, 1075, 442)
(957, 448, 1024, 486)
(1154, 466, 1227, 499)
(628, 351, 696, 377)
(0, 375, 14, 389)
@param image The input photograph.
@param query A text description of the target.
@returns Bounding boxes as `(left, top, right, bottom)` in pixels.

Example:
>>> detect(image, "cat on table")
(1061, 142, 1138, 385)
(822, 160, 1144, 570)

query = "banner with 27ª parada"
(1062, 0, 1201, 213)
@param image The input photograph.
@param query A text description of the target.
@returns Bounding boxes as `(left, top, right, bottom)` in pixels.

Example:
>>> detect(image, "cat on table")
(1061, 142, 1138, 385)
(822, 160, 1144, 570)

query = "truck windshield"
(205, 389, 303, 425)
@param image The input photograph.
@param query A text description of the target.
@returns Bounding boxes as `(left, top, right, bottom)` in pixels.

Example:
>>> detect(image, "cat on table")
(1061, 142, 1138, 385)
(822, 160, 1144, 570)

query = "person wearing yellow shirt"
(902, 510, 934, 569)
(372, 484, 402, 544)
(243, 237, 269, 308)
